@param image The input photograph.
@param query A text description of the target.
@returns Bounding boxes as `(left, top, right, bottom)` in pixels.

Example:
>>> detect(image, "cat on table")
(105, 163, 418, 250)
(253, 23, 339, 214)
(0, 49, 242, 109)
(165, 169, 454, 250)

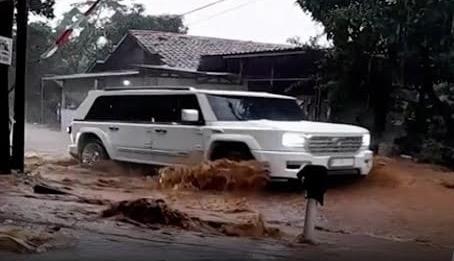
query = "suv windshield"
(207, 95, 304, 121)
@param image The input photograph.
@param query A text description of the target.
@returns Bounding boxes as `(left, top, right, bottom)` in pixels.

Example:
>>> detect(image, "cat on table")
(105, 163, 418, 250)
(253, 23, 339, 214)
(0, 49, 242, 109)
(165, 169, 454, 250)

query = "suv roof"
(95, 86, 295, 100)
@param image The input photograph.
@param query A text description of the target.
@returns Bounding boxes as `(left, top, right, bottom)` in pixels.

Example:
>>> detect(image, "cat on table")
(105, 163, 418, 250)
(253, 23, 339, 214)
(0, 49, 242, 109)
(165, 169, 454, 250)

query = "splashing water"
(157, 160, 270, 191)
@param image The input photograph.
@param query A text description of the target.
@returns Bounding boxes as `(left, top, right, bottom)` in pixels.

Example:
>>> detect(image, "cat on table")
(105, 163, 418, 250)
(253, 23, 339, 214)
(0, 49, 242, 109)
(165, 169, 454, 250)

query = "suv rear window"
(84, 94, 203, 124)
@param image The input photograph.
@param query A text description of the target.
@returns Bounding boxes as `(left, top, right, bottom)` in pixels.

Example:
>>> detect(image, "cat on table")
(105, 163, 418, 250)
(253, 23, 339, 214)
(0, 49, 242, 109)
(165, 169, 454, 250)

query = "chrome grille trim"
(308, 136, 362, 154)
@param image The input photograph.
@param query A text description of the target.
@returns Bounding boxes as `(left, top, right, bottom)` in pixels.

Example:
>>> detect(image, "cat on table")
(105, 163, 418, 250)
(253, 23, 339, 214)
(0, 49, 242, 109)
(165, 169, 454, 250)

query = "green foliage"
(29, 0, 56, 18)
(52, 1, 186, 73)
(25, 1, 186, 121)
(297, 0, 454, 166)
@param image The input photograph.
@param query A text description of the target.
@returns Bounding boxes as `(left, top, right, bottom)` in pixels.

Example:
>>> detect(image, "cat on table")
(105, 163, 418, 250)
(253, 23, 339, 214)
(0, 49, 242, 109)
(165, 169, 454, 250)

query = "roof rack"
(104, 86, 196, 91)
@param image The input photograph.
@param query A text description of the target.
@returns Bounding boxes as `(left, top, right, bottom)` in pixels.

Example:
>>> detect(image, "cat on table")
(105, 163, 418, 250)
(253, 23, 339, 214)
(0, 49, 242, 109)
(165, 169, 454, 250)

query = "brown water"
(157, 160, 269, 191)
(100, 197, 280, 238)
(18, 155, 454, 247)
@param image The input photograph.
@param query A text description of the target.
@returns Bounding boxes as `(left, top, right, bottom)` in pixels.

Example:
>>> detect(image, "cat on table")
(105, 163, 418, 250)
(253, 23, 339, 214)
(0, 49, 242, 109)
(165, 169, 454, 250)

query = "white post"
(303, 198, 318, 243)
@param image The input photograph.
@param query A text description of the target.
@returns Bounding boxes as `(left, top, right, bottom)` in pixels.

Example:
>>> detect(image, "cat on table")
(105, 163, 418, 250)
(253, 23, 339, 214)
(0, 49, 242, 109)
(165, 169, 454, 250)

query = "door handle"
(108, 126, 119, 131)
(154, 129, 167, 134)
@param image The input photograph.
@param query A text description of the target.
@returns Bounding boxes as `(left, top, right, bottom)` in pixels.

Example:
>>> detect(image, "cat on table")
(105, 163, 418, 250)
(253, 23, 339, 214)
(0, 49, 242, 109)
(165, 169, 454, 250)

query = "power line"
(180, 0, 231, 16)
(188, 0, 262, 26)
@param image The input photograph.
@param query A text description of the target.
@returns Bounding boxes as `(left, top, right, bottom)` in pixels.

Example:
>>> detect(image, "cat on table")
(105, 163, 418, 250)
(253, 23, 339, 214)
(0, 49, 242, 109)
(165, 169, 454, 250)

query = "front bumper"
(252, 149, 373, 179)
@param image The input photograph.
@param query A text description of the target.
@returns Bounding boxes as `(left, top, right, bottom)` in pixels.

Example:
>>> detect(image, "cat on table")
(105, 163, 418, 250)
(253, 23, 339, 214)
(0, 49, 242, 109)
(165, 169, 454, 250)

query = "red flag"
(41, 0, 102, 60)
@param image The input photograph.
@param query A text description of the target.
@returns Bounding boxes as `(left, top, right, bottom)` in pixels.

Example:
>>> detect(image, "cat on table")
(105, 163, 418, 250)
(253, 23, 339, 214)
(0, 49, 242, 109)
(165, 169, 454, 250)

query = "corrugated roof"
(129, 30, 291, 70)
(135, 64, 235, 76)
(42, 70, 140, 81)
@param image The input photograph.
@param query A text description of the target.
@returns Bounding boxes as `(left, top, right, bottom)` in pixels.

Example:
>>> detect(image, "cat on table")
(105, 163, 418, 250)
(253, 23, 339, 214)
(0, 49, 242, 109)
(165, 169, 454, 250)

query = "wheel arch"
(77, 129, 112, 159)
(206, 134, 261, 160)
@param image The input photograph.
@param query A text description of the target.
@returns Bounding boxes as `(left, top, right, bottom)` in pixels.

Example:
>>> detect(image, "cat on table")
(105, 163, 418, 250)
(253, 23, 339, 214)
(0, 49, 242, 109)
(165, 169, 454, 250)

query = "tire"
(80, 140, 108, 167)
(223, 150, 253, 161)
(212, 148, 254, 162)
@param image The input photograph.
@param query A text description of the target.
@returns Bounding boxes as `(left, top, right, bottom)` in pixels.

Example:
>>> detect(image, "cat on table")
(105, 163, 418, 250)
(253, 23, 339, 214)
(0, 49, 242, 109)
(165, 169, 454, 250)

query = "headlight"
(362, 133, 371, 147)
(282, 133, 307, 148)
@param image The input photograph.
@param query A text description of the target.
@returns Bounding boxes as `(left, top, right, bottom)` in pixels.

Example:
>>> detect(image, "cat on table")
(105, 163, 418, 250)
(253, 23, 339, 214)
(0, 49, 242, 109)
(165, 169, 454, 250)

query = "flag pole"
(41, 0, 102, 60)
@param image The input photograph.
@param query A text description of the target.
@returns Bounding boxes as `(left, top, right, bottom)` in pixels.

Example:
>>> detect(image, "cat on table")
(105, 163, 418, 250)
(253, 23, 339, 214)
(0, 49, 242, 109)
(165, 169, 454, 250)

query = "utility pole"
(0, 0, 14, 175)
(12, 0, 29, 172)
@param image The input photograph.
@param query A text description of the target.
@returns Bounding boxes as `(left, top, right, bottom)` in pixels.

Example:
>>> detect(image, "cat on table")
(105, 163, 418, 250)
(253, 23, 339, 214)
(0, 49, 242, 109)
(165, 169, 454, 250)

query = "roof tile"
(129, 30, 291, 70)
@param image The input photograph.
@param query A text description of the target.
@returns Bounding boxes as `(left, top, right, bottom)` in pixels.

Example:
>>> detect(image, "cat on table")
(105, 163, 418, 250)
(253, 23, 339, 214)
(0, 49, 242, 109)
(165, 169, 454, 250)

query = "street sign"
(0, 35, 12, 65)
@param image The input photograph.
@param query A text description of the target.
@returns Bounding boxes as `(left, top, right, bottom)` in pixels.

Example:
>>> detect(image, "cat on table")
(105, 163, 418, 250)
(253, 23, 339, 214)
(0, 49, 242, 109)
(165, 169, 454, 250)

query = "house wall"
(92, 36, 162, 72)
(62, 78, 96, 109)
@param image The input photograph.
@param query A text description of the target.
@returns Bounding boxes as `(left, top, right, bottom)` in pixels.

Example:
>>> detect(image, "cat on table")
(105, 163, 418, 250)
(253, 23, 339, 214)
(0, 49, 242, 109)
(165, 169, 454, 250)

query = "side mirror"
(181, 109, 199, 123)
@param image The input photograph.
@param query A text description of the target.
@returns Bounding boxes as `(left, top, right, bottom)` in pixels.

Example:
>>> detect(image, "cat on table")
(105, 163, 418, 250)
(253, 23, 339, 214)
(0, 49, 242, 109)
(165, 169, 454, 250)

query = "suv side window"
(151, 94, 204, 124)
(85, 95, 152, 122)
(85, 94, 203, 124)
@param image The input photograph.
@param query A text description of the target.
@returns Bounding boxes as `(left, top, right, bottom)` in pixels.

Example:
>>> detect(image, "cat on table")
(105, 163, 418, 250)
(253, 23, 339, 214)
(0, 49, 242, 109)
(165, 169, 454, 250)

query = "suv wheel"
(221, 150, 253, 161)
(211, 144, 254, 162)
(81, 141, 107, 167)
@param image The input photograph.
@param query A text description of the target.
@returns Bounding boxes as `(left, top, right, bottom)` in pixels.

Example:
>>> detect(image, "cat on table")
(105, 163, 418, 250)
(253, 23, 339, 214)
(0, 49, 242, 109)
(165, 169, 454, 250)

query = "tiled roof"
(129, 30, 291, 70)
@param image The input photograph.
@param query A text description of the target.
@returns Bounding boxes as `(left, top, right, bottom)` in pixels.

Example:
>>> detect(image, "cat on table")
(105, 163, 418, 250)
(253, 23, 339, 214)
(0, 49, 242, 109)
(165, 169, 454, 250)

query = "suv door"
(85, 95, 155, 164)
(146, 94, 205, 165)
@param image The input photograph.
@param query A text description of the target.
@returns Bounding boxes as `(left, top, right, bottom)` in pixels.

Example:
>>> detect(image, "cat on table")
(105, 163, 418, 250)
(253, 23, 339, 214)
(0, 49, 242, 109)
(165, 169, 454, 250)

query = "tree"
(25, 1, 186, 121)
(55, 1, 186, 73)
(26, 22, 66, 122)
(297, 0, 454, 165)
(30, 0, 56, 18)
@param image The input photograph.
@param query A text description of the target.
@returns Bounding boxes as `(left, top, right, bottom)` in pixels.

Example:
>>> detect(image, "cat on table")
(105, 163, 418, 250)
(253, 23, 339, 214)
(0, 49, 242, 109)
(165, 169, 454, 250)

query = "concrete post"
(303, 198, 318, 243)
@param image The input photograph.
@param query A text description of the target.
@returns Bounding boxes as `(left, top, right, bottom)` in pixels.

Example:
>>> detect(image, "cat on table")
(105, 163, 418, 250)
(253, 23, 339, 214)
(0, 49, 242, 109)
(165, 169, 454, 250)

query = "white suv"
(68, 87, 373, 180)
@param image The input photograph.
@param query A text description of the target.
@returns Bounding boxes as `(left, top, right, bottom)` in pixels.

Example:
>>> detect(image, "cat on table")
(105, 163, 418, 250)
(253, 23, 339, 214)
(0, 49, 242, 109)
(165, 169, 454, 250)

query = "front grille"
(308, 136, 362, 154)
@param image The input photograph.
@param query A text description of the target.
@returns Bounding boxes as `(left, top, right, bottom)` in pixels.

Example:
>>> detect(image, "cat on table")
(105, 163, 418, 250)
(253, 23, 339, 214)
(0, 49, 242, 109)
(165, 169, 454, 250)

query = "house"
(91, 30, 291, 72)
(41, 30, 324, 130)
(198, 47, 327, 119)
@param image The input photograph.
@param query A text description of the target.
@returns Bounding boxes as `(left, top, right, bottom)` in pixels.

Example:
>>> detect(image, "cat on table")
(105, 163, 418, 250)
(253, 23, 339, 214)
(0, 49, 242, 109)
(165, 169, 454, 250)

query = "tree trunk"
(0, 0, 14, 174)
(371, 61, 392, 139)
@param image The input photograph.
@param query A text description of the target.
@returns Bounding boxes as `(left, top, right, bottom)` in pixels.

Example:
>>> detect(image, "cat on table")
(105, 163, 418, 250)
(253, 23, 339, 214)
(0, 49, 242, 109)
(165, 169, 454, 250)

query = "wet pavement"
(0, 224, 451, 261)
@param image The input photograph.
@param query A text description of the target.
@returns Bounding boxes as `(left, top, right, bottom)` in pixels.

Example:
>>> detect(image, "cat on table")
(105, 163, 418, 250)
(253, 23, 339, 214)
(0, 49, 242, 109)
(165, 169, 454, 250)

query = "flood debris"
(33, 184, 68, 195)
(102, 198, 193, 228)
(0, 226, 71, 254)
(0, 233, 36, 253)
(157, 160, 270, 191)
(96, 178, 120, 188)
(440, 180, 454, 189)
(217, 214, 281, 238)
(101, 198, 281, 239)
(77, 197, 112, 206)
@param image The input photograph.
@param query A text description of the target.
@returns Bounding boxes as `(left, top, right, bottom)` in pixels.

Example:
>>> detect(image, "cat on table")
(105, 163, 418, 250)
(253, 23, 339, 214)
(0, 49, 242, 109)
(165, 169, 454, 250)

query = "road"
(0, 221, 451, 261)
(25, 124, 69, 156)
(2, 125, 450, 260)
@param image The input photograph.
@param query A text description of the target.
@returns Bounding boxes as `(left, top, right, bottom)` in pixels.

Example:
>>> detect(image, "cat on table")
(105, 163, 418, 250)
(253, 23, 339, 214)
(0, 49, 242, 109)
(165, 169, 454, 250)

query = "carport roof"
(42, 70, 140, 81)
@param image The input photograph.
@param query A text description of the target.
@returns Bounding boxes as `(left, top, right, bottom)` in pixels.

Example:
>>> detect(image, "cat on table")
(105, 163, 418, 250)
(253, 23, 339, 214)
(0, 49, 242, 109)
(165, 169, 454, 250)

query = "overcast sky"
(49, 0, 325, 45)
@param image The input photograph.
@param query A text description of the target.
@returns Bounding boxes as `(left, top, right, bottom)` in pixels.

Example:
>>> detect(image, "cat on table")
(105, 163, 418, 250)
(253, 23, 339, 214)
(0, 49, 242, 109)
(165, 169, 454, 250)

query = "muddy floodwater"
(3, 155, 454, 247)
(0, 153, 450, 251)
